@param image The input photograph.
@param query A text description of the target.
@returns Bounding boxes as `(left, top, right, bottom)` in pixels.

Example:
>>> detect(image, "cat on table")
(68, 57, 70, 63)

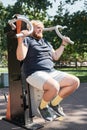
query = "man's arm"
(52, 37, 70, 61)
(16, 30, 30, 61)
(16, 37, 28, 61)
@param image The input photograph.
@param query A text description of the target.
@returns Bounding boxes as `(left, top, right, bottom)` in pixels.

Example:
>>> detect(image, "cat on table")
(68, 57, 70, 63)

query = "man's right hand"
(21, 30, 32, 37)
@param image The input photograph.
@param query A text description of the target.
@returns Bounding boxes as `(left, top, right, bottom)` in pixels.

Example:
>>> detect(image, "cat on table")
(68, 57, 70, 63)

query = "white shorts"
(26, 70, 68, 90)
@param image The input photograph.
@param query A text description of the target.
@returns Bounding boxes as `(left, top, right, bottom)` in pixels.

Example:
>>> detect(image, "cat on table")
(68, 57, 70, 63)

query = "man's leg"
(26, 71, 61, 121)
(58, 74, 80, 98)
(42, 78, 60, 102)
(50, 74, 80, 116)
(38, 77, 60, 121)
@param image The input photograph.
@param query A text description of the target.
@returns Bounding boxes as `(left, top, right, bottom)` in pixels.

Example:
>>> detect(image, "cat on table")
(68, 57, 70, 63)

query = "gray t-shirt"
(23, 36, 55, 78)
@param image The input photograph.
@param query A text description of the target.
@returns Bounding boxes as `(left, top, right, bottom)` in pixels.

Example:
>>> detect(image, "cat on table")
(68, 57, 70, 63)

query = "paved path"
(0, 88, 8, 120)
(40, 83, 87, 130)
(0, 83, 87, 130)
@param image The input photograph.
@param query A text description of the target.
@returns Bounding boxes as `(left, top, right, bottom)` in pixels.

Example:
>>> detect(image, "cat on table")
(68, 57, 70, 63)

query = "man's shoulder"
(24, 36, 35, 43)
(27, 36, 34, 40)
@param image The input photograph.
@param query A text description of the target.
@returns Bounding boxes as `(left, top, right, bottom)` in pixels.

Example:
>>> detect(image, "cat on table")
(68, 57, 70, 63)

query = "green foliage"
(65, 0, 82, 4)
(0, 2, 8, 67)
(59, 67, 87, 83)
(0, 0, 87, 68)
(50, 6, 87, 65)
(6, 0, 52, 21)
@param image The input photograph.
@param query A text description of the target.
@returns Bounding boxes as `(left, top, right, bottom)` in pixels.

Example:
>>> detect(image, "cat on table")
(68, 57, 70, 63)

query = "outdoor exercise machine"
(8, 14, 74, 44)
(4, 14, 74, 130)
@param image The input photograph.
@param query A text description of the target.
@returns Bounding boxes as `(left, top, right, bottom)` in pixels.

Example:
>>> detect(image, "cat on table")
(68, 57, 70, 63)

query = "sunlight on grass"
(0, 67, 87, 83)
(0, 68, 8, 73)
(59, 67, 87, 83)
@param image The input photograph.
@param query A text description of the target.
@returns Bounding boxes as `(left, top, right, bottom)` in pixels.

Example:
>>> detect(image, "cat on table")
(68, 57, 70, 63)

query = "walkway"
(0, 83, 87, 130)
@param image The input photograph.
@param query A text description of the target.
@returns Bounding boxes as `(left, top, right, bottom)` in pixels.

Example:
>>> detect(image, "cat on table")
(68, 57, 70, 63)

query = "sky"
(0, 0, 85, 16)
(0, 0, 16, 6)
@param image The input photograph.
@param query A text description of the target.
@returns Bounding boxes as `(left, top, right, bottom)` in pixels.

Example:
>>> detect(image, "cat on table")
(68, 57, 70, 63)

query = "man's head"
(30, 20, 44, 39)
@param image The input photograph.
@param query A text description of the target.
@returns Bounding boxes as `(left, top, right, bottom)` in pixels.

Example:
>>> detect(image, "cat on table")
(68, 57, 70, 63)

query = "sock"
(51, 95, 63, 106)
(40, 99, 48, 109)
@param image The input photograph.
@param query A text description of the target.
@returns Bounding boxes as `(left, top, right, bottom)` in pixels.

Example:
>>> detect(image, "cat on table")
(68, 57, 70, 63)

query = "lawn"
(0, 67, 87, 83)
(0, 68, 8, 73)
(59, 67, 87, 83)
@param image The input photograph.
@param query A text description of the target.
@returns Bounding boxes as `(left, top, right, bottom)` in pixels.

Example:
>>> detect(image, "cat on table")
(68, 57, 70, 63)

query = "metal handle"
(44, 25, 74, 44)
(8, 14, 74, 44)
(8, 14, 33, 38)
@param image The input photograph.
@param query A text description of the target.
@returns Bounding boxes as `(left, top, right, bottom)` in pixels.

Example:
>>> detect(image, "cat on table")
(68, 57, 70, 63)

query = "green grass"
(0, 68, 8, 73)
(0, 67, 87, 83)
(59, 67, 87, 83)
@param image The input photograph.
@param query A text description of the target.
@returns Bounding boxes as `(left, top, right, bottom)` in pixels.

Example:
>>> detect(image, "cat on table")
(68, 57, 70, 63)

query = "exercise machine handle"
(8, 14, 33, 38)
(44, 25, 74, 44)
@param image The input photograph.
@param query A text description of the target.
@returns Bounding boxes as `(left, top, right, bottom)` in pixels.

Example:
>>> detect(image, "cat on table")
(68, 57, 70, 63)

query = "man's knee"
(43, 78, 60, 95)
(74, 76, 80, 89)
(69, 76, 80, 92)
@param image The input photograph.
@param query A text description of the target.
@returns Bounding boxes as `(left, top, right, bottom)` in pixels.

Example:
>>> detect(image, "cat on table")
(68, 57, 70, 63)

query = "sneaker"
(49, 103, 66, 117)
(37, 106, 55, 121)
(47, 105, 57, 119)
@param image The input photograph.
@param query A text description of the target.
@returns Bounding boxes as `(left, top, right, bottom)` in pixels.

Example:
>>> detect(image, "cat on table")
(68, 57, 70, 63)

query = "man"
(16, 20, 80, 121)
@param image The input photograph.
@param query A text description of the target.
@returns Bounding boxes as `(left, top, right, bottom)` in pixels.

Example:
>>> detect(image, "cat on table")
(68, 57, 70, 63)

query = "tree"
(47, 0, 87, 67)
(6, 0, 52, 20)
(0, 2, 8, 66)
(0, 0, 87, 67)
(0, 0, 53, 66)
(84, 0, 87, 11)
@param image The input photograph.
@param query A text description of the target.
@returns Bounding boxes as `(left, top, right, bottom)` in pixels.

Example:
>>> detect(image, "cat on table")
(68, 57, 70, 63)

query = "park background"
(0, 0, 87, 87)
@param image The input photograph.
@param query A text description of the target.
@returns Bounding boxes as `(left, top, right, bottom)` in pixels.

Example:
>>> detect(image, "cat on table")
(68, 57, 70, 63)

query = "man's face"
(32, 24, 43, 39)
